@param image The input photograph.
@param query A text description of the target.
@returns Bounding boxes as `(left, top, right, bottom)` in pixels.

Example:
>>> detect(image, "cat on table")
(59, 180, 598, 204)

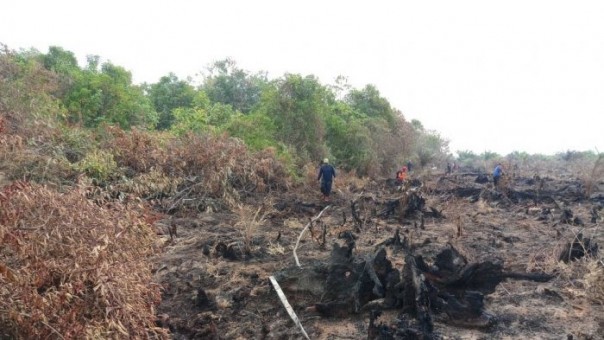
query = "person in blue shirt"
(493, 163, 504, 188)
(318, 158, 336, 201)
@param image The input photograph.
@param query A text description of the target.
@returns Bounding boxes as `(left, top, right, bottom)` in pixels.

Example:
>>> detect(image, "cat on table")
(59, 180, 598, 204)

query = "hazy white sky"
(2, 0, 603, 155)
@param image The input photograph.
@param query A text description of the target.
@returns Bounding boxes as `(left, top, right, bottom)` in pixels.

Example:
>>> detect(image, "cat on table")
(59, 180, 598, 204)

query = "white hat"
(323, 158, 329, 163)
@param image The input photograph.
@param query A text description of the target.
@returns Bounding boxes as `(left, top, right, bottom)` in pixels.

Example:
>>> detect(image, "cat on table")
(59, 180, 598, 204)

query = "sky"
(2, 0, 603, 156)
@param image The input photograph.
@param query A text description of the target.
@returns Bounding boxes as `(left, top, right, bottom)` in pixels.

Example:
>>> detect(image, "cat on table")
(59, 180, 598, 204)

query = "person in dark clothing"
(407, 161, 413, 172)
(318, 158, 336, 201)
(493, 163, 504, 189)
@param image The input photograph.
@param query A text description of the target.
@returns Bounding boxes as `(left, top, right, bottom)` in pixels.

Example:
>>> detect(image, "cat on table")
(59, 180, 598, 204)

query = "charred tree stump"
(275, 242, 553, 338)
(475, 174, 490, 183)
(401, 254, 434, 336)
(378, 192, 426, 221)
(378, 199, 400, 218)
(405, 193, 426, 218)
(351, 200, 363, 231)
(560, 208, 574, 224)
(559, 233, 599, 262)
(424, 207, 444, 219)
(367, 310, 393, 340)
(590, 205, 601, 223)
(316, 245, 396, 317)
(377, 229, 408, 251)
(195, 288, 216, 310)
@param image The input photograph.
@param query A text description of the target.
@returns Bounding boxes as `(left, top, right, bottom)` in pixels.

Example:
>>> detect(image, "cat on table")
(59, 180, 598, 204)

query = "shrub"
(163, 133, 290, 201)
(73, 149, 119, 181)
(0, 182, 167, 339)
(101, 126, 170, 174)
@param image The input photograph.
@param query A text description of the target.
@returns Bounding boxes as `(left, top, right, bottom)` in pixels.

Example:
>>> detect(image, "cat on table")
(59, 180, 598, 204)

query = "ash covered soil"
(152, 171, 604, 339)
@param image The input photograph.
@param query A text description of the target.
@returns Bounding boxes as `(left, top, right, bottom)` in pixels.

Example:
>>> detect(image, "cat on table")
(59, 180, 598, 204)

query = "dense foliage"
(1, 44, 451, 177)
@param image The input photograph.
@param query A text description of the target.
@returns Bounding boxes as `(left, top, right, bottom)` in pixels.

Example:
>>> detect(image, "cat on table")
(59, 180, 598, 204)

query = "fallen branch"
(269, 276, 310, 340)
(293, 205, 330, 267)
(163, 182, 198, 213)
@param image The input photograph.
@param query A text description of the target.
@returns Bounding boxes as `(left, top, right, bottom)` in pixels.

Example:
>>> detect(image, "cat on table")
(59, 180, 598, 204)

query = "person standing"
(318, 158, 336, 201)
(407, 161, 413, 172)
(396, 166, 408, 184)
(493, 163, 504, 189)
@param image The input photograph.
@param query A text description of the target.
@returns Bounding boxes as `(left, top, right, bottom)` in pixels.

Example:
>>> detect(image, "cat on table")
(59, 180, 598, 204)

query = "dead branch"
(269, 276, 310, 340)
(163, 182, 199, 213)
(293, 205, 331, 267)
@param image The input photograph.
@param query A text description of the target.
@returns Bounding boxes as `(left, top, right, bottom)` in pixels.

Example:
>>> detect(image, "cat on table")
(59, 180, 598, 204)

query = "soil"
(152, 171, 604, 339)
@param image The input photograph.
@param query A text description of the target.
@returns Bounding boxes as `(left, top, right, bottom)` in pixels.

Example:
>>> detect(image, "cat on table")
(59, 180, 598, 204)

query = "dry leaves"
(0, 183, 168, 339)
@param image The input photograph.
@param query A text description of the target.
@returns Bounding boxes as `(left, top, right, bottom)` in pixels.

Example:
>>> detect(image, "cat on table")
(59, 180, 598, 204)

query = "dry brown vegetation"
(104, 128, 291, 213)
(0, 181, 167, 339)
(0, 109, 295, 339)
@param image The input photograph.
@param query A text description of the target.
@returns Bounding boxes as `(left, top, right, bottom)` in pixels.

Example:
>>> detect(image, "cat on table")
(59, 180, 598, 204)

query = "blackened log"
(422, 246, 553, 294)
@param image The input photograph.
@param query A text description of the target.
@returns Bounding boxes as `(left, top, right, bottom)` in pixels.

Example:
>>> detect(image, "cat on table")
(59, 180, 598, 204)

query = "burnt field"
(153, 171, 604, 339)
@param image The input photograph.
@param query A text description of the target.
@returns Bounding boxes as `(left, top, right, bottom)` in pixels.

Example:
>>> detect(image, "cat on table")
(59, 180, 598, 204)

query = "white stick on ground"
(293, 205, 330, 267)
(269, 276, 311, 340)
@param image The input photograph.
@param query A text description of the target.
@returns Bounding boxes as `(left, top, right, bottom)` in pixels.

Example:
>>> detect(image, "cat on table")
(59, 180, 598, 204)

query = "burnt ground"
(152, 171, 604, 339)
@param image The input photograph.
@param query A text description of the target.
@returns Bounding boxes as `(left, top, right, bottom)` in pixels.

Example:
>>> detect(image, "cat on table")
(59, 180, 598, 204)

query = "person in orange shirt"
(396, 166, 408, 183)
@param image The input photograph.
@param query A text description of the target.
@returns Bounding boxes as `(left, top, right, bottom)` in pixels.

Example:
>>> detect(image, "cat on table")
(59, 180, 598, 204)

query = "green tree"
(206, 102, 238, 127)
(226, 112, 277, 151)
(170, 107, 207, 135)
(345, 84, 397, 124)
(411, 119, 424, 131)
(42, 46, 79, 75)
(168, 90, 239, 135)
(480, 150, 500, 161)
(0, 46, 65, 128)
(202, 58, 267, 113)
(456, 150, 478, 162)
(62, 58, 157, 129)
(146, 73, 196, 130)
(325, 108, 374, 174)
(415, 130, 450, 167)
(261, 74, 330, 162)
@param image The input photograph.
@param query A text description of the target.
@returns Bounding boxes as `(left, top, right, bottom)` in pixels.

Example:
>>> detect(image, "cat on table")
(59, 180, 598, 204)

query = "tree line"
(0, 44, 449, 176)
